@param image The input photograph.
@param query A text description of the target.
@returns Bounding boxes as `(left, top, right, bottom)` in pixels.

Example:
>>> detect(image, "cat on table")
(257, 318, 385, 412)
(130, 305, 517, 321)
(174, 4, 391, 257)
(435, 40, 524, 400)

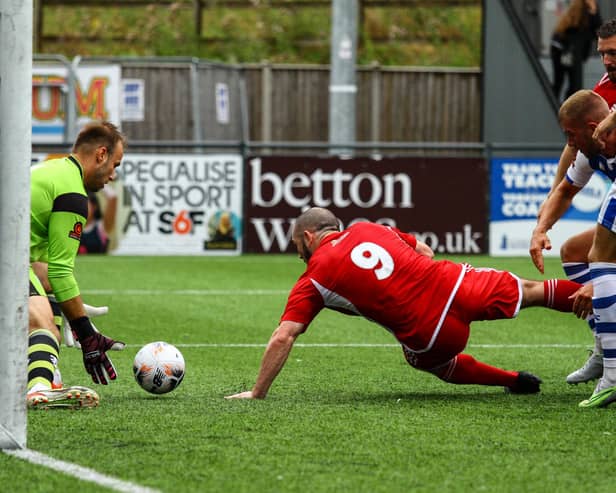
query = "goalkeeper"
(27, 121, 125, 410)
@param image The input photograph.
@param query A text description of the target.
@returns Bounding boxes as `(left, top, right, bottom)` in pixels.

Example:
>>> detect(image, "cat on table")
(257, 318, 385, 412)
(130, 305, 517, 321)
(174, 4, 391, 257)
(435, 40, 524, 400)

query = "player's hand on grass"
(224, 391, 258, 400)
(570, 283, 594, 320)
(70, 316, 126, 385)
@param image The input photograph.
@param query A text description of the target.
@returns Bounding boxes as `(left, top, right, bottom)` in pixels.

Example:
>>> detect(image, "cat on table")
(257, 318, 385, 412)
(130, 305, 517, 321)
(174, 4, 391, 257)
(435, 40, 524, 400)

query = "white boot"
(566, 350, 603, 384)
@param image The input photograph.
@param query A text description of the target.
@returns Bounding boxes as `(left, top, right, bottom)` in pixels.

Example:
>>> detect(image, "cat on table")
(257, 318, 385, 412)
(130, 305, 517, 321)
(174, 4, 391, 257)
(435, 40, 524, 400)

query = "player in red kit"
(536, 19, 616, 385)
(226, 208, 588, 400)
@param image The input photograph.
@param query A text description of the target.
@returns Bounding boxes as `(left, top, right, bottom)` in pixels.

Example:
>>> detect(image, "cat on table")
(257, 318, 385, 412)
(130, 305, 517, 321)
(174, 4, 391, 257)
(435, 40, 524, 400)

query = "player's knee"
(401, 344, 454, 378)
(423, 359, 456, 381)
(28, 317, 60, 341)
(560, 240, 582, 263)
(520, 280, 544, 308)
(28, 298, 59, 340)
(402, 345, 438, 372)
(559, 232, 592, 263)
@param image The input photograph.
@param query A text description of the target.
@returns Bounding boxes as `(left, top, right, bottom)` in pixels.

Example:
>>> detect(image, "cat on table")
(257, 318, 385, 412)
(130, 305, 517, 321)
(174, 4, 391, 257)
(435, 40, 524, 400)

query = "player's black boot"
(506, 371, 542, 394)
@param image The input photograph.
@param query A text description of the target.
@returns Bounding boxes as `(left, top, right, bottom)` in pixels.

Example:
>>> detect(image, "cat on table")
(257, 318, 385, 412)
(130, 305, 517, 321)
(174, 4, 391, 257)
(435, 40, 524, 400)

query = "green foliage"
(40, 3, 481, 66)
(3, 255, 614, 492)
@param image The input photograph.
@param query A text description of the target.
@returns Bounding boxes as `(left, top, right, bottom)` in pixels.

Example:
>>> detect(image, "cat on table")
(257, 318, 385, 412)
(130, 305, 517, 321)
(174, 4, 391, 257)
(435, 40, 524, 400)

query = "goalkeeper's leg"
(26, 271, 98, 409)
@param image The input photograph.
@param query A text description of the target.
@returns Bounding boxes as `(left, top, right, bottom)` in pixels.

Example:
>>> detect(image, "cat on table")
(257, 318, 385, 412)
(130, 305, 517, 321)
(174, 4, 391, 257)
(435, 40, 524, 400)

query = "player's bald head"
(559, 90, 609, 127)
(293, 207, 340, 238)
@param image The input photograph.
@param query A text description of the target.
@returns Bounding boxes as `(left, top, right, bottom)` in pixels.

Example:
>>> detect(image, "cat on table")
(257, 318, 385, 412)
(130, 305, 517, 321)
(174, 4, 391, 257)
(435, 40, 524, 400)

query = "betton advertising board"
(244, 156, 488, 254)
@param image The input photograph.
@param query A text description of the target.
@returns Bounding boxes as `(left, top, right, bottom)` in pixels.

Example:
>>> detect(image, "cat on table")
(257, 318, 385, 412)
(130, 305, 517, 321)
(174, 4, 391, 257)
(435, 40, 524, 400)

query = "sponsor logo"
(247, 156, 487, 254)
(69, 222, 83, 241)
(248, 217, 482, 254)
(250, 158, 413, 209)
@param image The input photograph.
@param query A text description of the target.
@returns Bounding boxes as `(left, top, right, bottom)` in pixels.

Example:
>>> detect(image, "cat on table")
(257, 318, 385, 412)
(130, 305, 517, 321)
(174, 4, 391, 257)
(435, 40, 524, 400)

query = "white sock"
(590, 262, 616, 389)
(563, 262, 598, 347)
(593, 332, 603, 356)
(600, 333, 616, 388)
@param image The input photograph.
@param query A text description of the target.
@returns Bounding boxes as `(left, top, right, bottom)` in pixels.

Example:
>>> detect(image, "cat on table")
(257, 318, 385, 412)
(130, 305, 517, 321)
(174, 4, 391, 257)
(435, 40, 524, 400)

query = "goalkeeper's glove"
(69, 316, 125, 385)
(63, 303, 109, 349)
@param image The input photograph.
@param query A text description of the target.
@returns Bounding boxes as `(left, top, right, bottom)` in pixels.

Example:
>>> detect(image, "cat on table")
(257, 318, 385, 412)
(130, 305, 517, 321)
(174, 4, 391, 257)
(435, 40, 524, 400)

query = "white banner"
(32, 64, 121, 143)
(112, 154, 243, 255)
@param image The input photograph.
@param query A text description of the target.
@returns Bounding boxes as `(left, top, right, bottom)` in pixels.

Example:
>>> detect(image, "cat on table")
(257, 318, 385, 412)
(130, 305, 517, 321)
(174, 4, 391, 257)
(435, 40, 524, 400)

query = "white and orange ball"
(133, 341, 185, 394)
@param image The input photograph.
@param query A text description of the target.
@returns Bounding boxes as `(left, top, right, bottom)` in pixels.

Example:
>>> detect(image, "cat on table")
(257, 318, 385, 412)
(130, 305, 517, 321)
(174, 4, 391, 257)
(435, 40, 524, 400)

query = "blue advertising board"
(490, 157, 610, 256)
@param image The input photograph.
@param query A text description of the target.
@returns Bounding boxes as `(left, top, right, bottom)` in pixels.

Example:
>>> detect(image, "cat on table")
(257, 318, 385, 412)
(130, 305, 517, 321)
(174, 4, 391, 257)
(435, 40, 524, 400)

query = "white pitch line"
(470, 344, 586, 349)
(120, 343, 588, 349)
(3, 448, 161, 493)
(81, 289, 288, 296)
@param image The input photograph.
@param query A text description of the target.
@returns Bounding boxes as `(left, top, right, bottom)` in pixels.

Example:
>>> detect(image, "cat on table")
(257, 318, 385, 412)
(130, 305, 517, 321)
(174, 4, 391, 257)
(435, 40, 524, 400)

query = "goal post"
(328, 0, 358, 155)
(0, 0, 32, 450)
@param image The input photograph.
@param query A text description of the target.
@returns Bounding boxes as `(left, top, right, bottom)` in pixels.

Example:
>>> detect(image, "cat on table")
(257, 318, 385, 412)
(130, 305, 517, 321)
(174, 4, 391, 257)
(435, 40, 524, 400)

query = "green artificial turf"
(3, 255, 614, 493)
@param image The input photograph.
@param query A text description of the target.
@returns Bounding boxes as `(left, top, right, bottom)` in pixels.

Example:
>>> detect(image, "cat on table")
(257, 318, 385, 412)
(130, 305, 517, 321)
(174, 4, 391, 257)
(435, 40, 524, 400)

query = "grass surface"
(2, 254, 614, 493)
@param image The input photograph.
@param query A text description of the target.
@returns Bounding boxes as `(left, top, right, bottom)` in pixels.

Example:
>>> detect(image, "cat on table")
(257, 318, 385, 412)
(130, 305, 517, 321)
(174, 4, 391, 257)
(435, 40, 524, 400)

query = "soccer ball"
(133, 341, 185, 394)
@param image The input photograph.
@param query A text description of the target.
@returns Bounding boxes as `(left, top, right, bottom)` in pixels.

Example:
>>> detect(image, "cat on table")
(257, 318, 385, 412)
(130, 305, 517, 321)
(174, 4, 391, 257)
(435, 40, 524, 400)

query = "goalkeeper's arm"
(63, 302, 109, 348)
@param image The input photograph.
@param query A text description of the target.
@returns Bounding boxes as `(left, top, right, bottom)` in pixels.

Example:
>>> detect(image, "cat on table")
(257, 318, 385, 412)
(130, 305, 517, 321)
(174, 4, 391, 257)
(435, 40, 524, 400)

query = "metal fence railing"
(33, 56, 483, 152)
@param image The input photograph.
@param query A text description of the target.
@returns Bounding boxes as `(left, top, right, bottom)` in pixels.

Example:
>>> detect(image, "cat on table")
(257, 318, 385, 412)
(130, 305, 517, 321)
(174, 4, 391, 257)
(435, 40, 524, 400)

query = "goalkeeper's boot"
(566, 350, 603, 384)
(506, 371, 542, 394)
(27, 386, 99, 410)
(579, 379, 616, 408)
(52, 368, 63, 390)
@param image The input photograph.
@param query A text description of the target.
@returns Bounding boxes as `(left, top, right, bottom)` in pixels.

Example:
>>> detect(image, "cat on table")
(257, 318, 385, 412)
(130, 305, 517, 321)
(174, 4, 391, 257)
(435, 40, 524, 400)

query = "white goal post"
(0, 0, 32, 450)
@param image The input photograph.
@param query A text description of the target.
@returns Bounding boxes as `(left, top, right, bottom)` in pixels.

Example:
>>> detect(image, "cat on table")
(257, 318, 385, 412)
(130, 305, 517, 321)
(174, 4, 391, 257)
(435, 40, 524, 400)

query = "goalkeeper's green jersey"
(30, 155, 88, 302)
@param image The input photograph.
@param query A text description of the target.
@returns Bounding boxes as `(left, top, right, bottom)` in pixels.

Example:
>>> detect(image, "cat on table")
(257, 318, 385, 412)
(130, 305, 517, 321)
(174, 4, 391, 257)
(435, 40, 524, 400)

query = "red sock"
(543, 279, 581, 312)
(436, 353, 518, 387)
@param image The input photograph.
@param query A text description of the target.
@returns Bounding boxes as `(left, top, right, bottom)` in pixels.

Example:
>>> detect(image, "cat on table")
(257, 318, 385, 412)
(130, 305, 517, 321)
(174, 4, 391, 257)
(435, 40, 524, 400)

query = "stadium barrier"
(35, 143, 603, 258)
(32, 56, 480, 147)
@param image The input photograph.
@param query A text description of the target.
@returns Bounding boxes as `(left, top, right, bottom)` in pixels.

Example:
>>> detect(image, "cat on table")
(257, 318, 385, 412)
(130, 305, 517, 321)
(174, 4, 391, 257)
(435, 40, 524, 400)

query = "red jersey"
(594, 74, 616, 109)
(281, 222, 468, 351)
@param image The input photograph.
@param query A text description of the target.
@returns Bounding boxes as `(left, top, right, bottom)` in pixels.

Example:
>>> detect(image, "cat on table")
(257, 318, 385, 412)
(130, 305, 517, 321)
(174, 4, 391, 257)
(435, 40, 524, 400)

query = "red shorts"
(403, 267, 521, 370)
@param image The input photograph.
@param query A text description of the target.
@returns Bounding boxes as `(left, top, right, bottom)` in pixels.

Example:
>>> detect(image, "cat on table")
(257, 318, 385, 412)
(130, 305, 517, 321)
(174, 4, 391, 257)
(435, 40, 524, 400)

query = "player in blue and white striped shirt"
(531, 89, 616, 408)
